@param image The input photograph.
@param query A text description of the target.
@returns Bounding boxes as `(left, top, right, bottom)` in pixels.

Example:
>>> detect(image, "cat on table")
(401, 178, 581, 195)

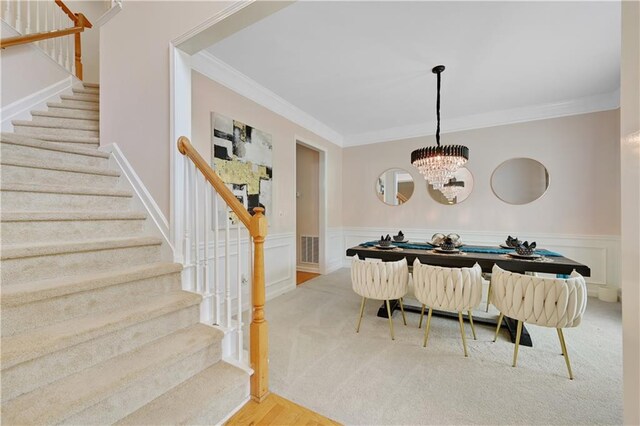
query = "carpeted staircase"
(0, 82, 250, 425)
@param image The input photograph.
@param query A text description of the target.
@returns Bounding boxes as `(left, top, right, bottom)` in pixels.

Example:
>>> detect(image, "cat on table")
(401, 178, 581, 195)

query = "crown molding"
(344, 90, 620, 147)
(191, 51, 344, 147)
(191, 52, 619, 149)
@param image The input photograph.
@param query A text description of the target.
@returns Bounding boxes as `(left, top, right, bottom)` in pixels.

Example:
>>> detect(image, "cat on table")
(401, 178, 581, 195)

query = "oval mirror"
(375, 168, 414, 206)
(491, 158, 550, 205)
(428, 167, 474, 205)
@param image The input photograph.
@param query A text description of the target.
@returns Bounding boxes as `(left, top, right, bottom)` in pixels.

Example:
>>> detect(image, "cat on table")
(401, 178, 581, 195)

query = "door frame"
(294, 136, 328, 274)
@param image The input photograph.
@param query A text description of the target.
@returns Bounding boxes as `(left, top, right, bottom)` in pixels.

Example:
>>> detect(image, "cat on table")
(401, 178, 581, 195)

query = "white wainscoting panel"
(326, 227, 345, 274)
(197, 232, 296, 316)
(341, 227, 621, 297)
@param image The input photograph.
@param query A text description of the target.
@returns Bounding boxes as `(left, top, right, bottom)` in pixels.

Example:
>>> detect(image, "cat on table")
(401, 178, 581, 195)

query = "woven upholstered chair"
(490, 264, 587, 379)
(412, 260, 483, 357)
(351, 256, 409, 340)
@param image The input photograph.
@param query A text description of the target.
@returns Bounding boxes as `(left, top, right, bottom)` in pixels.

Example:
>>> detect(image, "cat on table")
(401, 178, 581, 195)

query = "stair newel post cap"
(251, 207, 267, 238)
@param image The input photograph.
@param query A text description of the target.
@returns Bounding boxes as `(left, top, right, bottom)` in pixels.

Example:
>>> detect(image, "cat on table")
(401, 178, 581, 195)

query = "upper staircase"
(0, 83, 250, 424)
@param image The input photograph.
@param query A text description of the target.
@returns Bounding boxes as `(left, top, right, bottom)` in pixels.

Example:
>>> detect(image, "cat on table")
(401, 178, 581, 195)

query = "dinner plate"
(375, 244, 397, 250)
(508, 252, 541, 259)
(499, 244, 515, 249)
(392, 239, 409, 244)
(434, 247, 460, 254)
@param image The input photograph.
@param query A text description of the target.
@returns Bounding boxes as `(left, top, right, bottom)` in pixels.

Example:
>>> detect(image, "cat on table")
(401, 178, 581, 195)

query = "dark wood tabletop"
(345, 245, 591, 277)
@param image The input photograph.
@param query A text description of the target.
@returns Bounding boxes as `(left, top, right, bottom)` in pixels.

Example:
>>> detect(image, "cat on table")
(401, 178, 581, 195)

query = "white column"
(213, 193, 221, 325)
(236, 223, 243, 362)
(224, 211, 231, 328)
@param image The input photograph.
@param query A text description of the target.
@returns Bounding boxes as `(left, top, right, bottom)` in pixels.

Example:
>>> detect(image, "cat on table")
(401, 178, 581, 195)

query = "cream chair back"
(412, 260, 483, 311)
(490, 264, 587, 328)
(351, 256, 409, 301)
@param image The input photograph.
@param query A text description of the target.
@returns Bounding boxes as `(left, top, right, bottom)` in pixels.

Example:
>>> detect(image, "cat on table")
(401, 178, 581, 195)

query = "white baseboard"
(102, 143, 173, 252)
(297, 264, 320, 273)
(1, 76, 74, 132)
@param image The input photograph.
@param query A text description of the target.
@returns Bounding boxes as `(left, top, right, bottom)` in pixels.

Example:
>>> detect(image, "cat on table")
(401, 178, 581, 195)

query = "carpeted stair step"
(47, 100, 99, 111)
(26, 116, 99, 130)
(1, 211, 147, 244)
(117, 361, 250, 426)
(1, 236, 163, 285)
(73, 87, 100, 96)
(2, 262, 182, 336)
(44, 106, 99, 120)
(1, 157, 120, 188)
(0, 183, 133, 212)
(60, 94, 99, 104)
(0, 133, 108, 167)
(2, 323, 221, 425)
(1, 292, 201, 402)
(14, 121, 99, 138)
(82, 82, 99, 89)
(32, 109, 99, 121)
(19, 132, 100, 148)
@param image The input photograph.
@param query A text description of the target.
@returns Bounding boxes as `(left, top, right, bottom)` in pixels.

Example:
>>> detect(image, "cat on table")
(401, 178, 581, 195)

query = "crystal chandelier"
(440, 179, 465, 202)
(411, 65, 469, 190)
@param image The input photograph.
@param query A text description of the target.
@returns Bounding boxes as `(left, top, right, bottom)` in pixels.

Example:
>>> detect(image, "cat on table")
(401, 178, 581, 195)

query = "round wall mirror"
(375, 168, 414, 206)
(491, 158, 550, 205)
(428, 167, 474, 205)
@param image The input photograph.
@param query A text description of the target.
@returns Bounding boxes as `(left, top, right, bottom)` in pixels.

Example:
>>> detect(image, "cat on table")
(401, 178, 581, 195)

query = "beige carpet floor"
(264, 268, 622, 425)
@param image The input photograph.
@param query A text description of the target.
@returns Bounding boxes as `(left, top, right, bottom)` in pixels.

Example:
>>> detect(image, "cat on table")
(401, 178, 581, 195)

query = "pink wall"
(191, 71, 343, 234)
(100, 1, 232, 219)
(342, 110, 620, 236)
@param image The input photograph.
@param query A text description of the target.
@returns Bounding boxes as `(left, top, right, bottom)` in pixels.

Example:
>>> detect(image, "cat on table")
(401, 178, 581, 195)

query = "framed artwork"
(211, 113, 273, 222)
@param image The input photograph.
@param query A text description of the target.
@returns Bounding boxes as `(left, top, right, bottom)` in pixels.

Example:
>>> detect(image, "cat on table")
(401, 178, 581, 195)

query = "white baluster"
(236, 223, 243, 363)
(194, 173, 201, 295)
(65, 34, 71, 73)
(57, 8, 63, 65)
(4, 1, 13, 26)
(183, 161, 192, 291)
(203, 185, 211, 324)
(45, 1, 51, 55)
(25, 0, 30, 33)
(225, 210, 231, 328)
(15, 0, 22, 33)
(35, 0, 39, 32)
(213, 193, 221, 325)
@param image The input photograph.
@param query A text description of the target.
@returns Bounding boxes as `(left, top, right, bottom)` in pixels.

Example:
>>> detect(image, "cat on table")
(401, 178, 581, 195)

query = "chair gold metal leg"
(557, 328, 574, 380)
(458, 312, 469, 357)
(385, 300, 395, 340)
(399, 298, 407, 326)
(468, 311, 477, 340)
(419, 304, 425, 328)
(512, 320, 523, 367)
(356, 297, 366, 332)
(423, 308, 433, 347)
(556, 328, 564, 355)
(493, 313, 504, 342)
(486, 282, 492, 312)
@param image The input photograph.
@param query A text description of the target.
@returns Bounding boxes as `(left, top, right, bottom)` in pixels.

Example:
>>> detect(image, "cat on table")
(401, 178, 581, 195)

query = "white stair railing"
(182, 151, 252, 366)
(178, 136, 269, 401)
(0, 0, 91, 79)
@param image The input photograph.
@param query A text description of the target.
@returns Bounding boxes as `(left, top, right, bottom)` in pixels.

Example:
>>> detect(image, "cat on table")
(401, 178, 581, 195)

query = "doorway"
(295, 142, 322, 284)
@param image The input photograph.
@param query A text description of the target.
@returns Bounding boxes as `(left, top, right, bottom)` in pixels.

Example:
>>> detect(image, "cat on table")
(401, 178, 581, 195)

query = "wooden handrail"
(0, 1, 92, 80)
(177, 136, 269, 402)
(178, 136, 252, 229)
(0, 26, 83, 49)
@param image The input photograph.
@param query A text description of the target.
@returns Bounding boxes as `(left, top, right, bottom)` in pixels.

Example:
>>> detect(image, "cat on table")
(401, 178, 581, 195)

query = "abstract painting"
(210, 113, 273, 219)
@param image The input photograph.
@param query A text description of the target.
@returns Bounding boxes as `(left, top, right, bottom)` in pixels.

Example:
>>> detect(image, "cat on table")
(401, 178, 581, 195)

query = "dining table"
(345, 240, 591, 347)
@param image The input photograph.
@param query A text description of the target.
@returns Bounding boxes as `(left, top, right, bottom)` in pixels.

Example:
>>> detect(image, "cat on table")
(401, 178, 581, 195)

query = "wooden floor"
(296, 271, 320, 285)
(226, 393, 340, 426)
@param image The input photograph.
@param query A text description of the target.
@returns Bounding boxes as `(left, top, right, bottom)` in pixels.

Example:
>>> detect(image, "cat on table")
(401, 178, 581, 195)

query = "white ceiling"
(204, 1, 621, 147)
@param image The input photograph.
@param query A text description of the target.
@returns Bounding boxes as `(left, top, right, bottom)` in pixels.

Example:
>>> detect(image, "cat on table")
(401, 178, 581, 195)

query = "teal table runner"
(360, 241, 562, 257)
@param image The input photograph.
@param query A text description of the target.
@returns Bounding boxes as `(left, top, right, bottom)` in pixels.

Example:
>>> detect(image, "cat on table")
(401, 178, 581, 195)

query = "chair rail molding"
(342, 227, 621, 298)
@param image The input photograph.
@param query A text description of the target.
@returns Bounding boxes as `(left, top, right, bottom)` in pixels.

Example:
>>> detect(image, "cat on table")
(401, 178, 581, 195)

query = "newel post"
(250, 207, 269, 401)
